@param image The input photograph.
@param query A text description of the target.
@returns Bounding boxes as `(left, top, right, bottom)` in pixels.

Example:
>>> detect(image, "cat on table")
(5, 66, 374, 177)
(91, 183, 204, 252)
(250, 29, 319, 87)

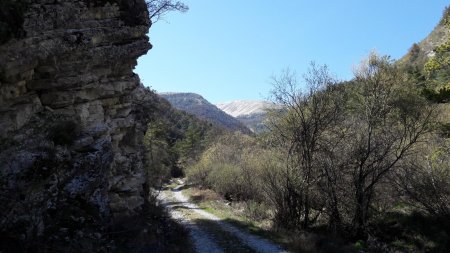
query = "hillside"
(400, 6, 450, 104)
(400, 7, 450, 68)
(216, 100, 273, 117)
(159, 92, 252, 134)
(216, 100, 280, 132)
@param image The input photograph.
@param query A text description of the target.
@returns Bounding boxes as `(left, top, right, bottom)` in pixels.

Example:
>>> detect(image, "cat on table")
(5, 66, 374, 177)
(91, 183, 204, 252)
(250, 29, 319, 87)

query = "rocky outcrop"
(399, 7, 450, 67)
(0, 0, 156, 251)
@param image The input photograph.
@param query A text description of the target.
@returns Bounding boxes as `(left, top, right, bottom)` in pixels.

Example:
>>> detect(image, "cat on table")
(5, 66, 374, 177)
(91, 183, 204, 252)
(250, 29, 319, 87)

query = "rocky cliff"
(0, 0, 158, 251)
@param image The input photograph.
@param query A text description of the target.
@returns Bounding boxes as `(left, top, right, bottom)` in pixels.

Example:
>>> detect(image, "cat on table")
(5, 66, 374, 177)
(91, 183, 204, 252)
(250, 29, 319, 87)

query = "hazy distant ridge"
(159, 92, 252, 134)
(216, 100, 274, 117)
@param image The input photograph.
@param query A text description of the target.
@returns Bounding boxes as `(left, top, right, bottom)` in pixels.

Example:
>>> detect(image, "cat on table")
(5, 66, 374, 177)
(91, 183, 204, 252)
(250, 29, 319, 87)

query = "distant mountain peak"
(158, 92, 252, 134)
(216, 100, 282, 133)
(216, 100, 274, 117)
(159, 92, 202, 97)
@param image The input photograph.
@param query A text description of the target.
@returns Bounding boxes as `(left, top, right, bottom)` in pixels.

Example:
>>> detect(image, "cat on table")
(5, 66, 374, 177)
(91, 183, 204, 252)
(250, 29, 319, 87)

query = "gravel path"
(158, 184, 287, 253)
(158, 190, 224, 253)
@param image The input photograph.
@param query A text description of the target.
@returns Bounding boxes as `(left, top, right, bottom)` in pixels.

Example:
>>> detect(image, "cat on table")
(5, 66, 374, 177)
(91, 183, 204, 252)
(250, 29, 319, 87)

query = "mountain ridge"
(216, 100, 282, 133)
(400, 7, 450, 67)
(216, 100, 274, 117)
(159, 92, 252, 134)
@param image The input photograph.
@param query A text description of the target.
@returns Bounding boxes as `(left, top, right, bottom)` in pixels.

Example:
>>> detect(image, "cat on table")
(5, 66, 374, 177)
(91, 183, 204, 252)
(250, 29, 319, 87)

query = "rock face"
(0, 0, 156, 251)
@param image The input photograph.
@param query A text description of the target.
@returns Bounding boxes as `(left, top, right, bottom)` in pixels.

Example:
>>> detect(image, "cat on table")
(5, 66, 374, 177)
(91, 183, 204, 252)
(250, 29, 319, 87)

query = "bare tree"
(339, 53, 435, 238)
(268, 64, 345, 229)
(267, 54, 435, 238)
(395, 137, 450, 217)
(146, 0, 188, 23)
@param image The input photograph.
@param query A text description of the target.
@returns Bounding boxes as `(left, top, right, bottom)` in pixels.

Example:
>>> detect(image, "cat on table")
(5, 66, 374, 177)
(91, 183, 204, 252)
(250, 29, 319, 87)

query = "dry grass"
(189, 187, 222, 203)
(183, 185, 359, 253)
(438, 103, 450, 122)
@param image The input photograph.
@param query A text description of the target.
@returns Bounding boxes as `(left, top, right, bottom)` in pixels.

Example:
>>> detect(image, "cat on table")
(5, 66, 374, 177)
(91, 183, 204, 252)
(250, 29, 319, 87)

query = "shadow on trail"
(171, 205, 204, 211)
(191, 216, 287, 253)
(163, 201, 190, 206)
(191, 218, 257, 253)
(172, 184, 192, 192)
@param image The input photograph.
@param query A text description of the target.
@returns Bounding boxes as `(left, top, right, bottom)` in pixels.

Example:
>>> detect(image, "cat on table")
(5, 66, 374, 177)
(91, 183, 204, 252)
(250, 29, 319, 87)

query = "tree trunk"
(303, 191, 310, 229)
(328, 192, 342, 233)
(354, 183, 367, 239)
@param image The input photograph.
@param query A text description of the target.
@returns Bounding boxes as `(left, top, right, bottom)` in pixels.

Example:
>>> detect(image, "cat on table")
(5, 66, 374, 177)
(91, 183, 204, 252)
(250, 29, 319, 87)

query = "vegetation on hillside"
(160, 92, 252, 134)
(185, 53, 450, 252)
(139, 4, 450, 253)
(403, 6, 450, 103)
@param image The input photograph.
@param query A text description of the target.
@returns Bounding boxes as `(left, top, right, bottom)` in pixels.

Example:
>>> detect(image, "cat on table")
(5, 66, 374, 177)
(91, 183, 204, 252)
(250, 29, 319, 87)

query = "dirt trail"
(158, 190, 224, 253)
(157, 183, 287, 253)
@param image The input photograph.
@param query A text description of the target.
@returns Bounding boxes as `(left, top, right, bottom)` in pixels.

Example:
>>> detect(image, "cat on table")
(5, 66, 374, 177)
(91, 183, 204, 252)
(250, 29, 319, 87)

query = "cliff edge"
(0, 0, 158, 251)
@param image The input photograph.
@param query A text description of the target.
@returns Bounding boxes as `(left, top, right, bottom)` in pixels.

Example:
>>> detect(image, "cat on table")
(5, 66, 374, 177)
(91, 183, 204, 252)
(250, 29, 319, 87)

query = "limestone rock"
(0, 0, 156, 251)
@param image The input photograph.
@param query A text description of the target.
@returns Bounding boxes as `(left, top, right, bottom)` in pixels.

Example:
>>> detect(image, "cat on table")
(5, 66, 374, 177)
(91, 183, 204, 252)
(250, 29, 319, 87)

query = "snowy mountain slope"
(216, 100, 281, 133)
(216, 100, 275, 117)
(159, 93, 252, 134)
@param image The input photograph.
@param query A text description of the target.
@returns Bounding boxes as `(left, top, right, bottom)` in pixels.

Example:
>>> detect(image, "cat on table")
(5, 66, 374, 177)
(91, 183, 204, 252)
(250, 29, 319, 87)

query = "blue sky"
(135, 0, 449, 103)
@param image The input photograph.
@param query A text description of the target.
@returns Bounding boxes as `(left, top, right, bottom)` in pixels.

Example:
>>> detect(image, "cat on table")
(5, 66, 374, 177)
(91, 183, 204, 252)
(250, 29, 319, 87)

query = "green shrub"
(244, 201, 271, 221)
(421, 85, 450, 103)
(207, 164, 244, 200)
(187, 132, 285, 205)
(186, 161, 211, 186)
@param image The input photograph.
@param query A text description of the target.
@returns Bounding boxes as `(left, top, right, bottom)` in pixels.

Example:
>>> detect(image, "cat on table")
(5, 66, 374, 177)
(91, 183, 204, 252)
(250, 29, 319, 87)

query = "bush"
(186, 160, 211, 187)
(398, 139, 450, 218)
(244, 201, 271, 221)
(207, 163, 244, 201)
(186, 132, 271, 202)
